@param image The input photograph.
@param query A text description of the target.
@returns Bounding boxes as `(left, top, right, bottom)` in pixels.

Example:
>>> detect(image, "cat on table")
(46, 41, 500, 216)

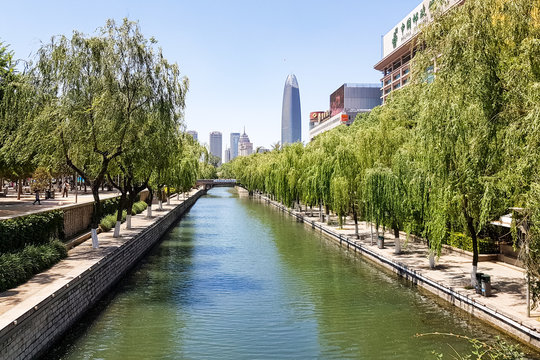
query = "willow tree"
(496, 0, 540, 305)
(0, 44, 37, 196)
(33, 19, 188, 247)
(413, 0, 513, 284)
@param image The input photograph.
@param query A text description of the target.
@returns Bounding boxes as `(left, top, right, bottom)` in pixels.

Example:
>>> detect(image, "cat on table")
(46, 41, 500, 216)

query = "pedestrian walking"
(62, 182, 69, 197)
(33, 189, 41, 205)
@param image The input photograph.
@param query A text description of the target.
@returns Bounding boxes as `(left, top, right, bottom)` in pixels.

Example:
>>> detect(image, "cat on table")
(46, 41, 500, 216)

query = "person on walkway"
(33, 189, 41, 205)
(62, 182, 69, 197)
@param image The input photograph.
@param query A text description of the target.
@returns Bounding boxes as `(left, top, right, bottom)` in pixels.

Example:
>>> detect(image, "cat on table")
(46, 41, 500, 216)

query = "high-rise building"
(224, 147, 231, 163)
(230, 132, 240, 160)
(187, 130, 198, 141)
(238, 129, 253, 157)
(281, 74, 301, 145)
(374, 0, 463, 103)
(309, 83, 381, 141)
(209, 131, 222, 166)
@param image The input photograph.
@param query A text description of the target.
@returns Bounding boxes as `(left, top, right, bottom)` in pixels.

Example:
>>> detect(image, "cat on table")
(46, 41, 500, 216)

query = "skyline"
(1, 0, 422, 148)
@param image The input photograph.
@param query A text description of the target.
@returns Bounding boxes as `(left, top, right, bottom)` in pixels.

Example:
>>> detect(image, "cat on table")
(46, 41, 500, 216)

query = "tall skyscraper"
(187, 130, 198, 141)
(281, 74, 302, 145)
(209, 131, 222, 166)
(238, 129, 253, 157)
(224, 147, 231, 163)
(230, 132, 240, 160)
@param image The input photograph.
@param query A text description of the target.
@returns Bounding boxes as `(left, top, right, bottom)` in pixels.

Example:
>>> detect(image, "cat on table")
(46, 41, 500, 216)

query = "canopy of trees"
(0, 19, 209, 241)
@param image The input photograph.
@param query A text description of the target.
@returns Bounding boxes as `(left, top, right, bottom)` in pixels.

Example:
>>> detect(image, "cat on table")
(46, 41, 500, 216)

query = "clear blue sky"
(1, 0, 419, 152)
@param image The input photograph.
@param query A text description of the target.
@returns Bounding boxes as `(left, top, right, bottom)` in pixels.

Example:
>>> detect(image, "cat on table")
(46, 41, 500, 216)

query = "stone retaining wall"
(0, 189, 204, 360)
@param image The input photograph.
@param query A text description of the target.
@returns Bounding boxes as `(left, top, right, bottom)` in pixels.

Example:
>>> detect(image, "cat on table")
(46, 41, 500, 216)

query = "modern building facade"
(238, 130, 253, 157)
(374, 0, 463, 103)
(187, 130, 198, 141)
(281, 74, 301, 145)
(209, 131, 222, 166)
(224, 147, 231, 163)
(230, 132, 240, 160)
(309, 83, 381, 140)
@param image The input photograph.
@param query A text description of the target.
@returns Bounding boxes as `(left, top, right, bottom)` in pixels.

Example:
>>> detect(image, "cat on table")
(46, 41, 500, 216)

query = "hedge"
(99, 197, 121, 217)
(99, 201, 148, 232)
(0, 211, 64, 254)
(446, 232, 499, 254)
(0, 240, 67, 292)
(132, 201, 147, 215)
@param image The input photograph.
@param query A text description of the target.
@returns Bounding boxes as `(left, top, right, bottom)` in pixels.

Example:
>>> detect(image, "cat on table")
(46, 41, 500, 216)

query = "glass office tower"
(281, 74, 301, 145)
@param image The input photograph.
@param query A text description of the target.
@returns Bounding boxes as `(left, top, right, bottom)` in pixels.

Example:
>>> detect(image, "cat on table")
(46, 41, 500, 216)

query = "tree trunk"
(146, 188, 153, 218)
(90, 186, 101, 249)
(319, 203, 323, 222)
(394, 226, 401, 254)
(113, 191, 126, 238)
(326, 205, 331, 225)
(466, 214, 479, 287)
(17, 178, 21, 200)
(428, 252, 436, 269)
(126, 196, 134, 230)
(353, 206, 359, 239)
(167, 186, 170, 205)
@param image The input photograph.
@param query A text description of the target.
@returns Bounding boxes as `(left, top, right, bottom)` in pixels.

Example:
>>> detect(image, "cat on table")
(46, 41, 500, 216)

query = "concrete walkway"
(253, 194, 540, 350)
(0, 189, 199, 327)
(0, 190, 120, 220)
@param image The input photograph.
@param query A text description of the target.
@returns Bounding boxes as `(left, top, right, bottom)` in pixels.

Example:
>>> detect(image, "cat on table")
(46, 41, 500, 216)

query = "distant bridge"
(196, 179, 237, 190)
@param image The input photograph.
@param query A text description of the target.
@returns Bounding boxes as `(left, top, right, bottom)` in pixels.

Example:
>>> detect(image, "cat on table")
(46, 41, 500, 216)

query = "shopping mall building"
(374, 0, 464, 103)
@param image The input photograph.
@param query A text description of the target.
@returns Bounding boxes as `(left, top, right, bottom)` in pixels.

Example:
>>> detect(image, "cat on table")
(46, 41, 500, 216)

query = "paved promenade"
(0, 189, 198, 325)
(253, 194, 540, 351)
(0, 190, 120, 220)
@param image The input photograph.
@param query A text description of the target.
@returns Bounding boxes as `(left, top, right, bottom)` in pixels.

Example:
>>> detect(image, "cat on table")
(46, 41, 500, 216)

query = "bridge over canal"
(196, 179, 237, 190)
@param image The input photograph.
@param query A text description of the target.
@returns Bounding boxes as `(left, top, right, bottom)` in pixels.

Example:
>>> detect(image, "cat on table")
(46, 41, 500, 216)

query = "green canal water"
(46, 188, 537, 359)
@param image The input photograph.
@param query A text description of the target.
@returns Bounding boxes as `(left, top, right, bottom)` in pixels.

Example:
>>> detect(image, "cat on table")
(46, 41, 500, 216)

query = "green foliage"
(100, 197, 121, 217)
(0, 240, 67, 292)
(424, 333, 525, 360)
(0, 211, 64, 253)
(99, 210, 127, 232)
(132, 201, 147, 215)
(446, 232, 499, 254)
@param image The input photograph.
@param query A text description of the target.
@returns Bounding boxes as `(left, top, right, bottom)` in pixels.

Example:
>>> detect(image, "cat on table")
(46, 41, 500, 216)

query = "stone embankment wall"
(0, 189, 204, 360)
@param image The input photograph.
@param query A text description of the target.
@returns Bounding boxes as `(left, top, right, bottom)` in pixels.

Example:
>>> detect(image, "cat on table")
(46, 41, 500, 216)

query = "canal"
(46, 187, 535, 359)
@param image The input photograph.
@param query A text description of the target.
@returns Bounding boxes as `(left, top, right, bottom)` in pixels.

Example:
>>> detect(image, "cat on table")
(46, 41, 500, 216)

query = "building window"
(403, 68, 410, 75)
(385, 88, 391, 94)
(394, 73, 401, 81)
(394, 83, 401, 89)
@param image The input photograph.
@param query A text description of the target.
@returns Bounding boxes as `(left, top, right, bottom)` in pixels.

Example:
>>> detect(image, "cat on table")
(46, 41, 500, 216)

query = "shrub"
(446, 232, 499, 254)
(0, 240, 67, 292)
(99, 197, 121, 217)
(132, 201, 147, 215)
(99, 210, 127, 232)
(0, 211, 64, 253)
